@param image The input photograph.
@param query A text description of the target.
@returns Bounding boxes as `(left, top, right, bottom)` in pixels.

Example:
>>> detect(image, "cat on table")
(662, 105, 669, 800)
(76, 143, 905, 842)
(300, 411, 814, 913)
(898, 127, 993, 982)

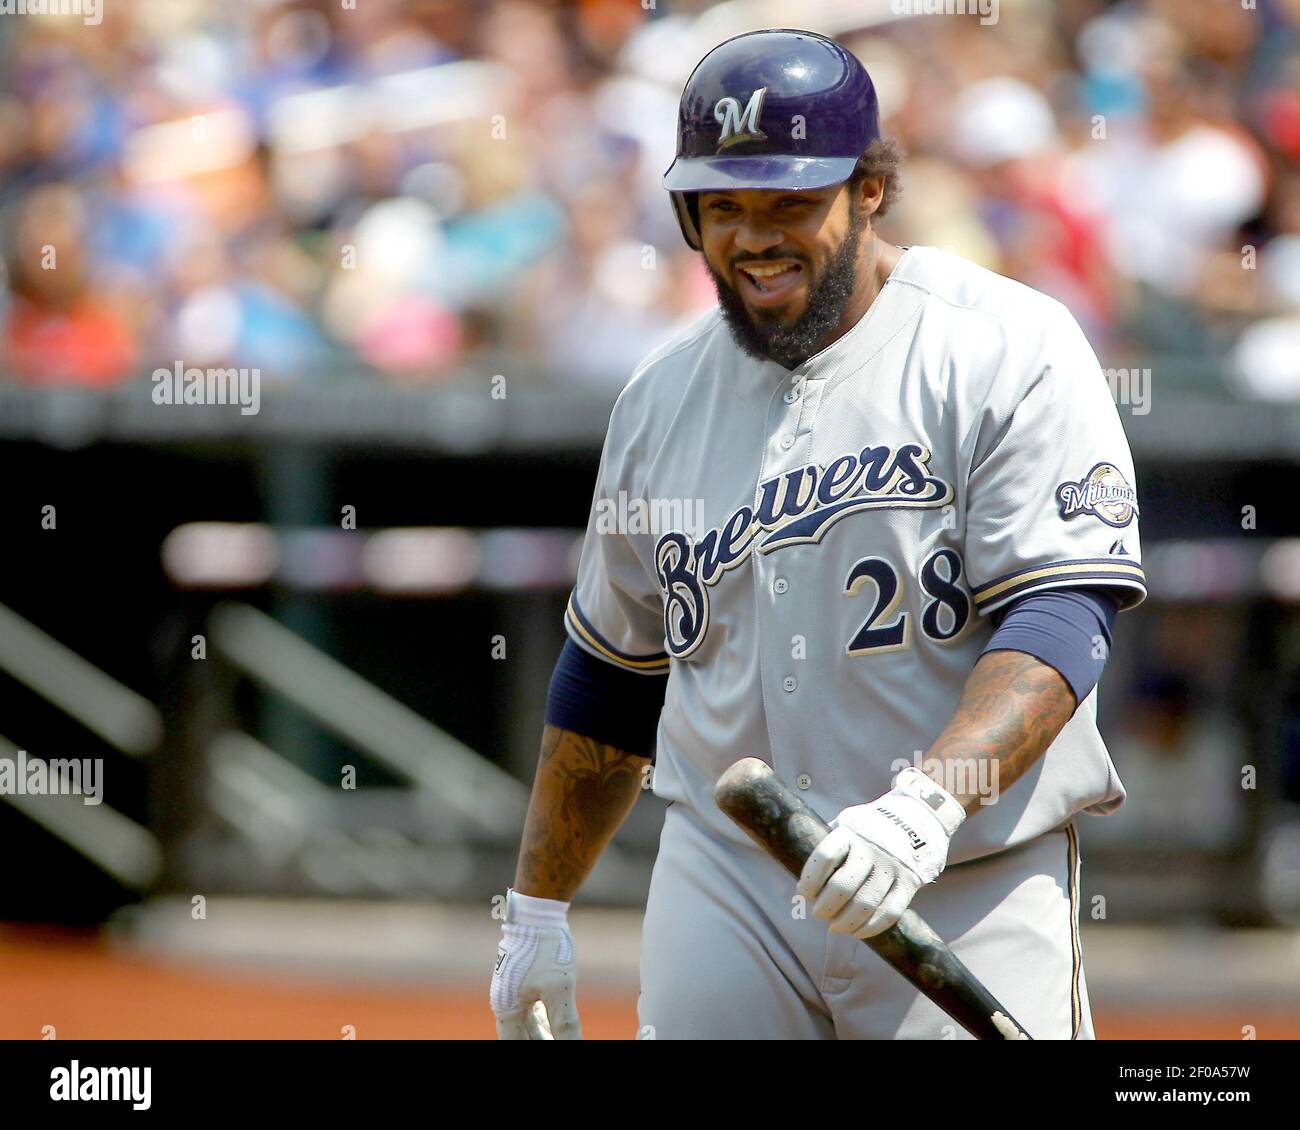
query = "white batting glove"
(490, 889, 582, 1040)
(797, 767, 966, 939)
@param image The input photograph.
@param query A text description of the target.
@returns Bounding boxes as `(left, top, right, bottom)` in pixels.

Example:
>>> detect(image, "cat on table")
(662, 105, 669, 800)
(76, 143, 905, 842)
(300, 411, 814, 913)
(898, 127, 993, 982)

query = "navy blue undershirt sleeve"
(982, 586, 1120, 704)
(544, 638, 667, 759)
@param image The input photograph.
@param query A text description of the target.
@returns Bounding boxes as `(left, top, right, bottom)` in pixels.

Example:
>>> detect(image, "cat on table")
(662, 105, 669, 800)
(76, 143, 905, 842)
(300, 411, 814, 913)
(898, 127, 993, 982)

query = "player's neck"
(841, 236, 903, 336)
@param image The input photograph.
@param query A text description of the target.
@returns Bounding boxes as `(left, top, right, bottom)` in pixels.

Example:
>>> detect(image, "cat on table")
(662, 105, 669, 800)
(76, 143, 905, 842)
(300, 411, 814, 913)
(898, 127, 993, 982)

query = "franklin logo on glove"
(797, 767, 966, 940)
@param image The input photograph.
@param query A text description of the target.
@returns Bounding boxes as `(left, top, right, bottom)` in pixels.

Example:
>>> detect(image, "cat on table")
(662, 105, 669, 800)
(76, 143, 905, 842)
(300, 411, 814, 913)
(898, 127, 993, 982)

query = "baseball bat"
(714, 757, 1032, 1040)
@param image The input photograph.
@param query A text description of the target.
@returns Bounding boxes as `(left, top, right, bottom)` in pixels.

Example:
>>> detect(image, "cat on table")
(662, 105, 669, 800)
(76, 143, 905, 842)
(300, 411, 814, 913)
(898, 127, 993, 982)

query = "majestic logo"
(1056, 462, 1138, 528)
(655, 443, 953, 658)
(714, 87, 767, 149)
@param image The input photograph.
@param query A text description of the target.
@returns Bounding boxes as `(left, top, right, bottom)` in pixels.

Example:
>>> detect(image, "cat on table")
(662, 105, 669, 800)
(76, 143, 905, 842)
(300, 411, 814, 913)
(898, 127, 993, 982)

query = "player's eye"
(705, 198, 739, 212)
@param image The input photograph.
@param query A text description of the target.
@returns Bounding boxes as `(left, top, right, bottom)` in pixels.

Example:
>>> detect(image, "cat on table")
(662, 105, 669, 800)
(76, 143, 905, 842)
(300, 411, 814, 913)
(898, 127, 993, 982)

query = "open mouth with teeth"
(736, 260, 806, 307)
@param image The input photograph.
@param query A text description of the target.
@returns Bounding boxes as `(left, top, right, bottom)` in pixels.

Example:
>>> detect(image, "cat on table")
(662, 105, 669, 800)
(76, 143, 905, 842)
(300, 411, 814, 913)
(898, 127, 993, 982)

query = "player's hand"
(796, 767, 966, 939)
(490, 889, 582, 1040)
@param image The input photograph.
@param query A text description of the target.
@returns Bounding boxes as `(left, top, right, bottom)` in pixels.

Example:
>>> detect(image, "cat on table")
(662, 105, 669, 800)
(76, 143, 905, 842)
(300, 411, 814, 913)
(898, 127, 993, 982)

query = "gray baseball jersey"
(565, 245, 1145, 867)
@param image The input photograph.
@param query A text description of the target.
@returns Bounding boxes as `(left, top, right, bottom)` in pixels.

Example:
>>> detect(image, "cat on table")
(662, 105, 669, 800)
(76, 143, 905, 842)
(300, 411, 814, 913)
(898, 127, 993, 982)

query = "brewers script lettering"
(654, 442, 954, 657)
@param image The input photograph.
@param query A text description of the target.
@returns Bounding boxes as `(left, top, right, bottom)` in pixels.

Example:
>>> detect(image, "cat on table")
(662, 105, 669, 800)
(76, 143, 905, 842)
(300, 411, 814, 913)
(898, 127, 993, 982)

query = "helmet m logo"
(714, 87, 767, 149)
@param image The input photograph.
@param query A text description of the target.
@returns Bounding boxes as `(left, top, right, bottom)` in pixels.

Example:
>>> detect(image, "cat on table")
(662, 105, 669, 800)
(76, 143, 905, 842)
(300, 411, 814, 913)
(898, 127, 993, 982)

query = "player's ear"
(854, 173, 886, 218)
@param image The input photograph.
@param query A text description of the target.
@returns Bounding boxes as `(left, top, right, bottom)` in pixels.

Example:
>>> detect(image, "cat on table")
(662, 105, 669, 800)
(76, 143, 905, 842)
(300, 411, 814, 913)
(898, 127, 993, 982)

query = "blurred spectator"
(4, 184, 138, 385)
(0, 0, 1295, 395)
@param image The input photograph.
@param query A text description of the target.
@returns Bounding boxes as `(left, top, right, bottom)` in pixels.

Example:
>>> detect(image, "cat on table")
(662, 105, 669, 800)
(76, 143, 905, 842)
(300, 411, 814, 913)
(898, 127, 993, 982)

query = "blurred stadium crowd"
(1, 0, 1298, 396)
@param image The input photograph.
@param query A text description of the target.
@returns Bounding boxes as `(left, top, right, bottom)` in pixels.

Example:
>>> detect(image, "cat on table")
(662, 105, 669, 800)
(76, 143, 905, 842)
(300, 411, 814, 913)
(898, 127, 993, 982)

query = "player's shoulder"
(893, 245, 1078, 334)
(893, 246, 1098, 403)
(622, 307, 724, 394)
(606, 307, 726, 424)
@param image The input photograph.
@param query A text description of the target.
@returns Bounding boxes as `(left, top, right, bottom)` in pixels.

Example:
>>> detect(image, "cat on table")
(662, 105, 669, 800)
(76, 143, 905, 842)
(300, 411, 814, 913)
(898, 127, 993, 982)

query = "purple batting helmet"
(663, 28, 882, 250)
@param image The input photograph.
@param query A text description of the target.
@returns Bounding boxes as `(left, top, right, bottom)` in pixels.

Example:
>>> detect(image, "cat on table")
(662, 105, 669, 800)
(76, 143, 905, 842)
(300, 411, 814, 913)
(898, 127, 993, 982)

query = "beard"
(706, 206, 868, 370)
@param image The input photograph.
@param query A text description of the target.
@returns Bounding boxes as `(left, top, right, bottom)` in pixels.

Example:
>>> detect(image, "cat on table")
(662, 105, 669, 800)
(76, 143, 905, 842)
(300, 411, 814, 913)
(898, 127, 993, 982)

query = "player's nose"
(732, 216, 786, 256)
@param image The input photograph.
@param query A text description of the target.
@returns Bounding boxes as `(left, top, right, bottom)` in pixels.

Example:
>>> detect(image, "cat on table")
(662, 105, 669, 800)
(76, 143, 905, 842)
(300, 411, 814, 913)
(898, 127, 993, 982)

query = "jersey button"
(783, 388, 799, 405)
(782, 675, 797, 693)
(773, 577, 788, 595)
(779, 434, 794, 450)
(796, 774, 813, 790)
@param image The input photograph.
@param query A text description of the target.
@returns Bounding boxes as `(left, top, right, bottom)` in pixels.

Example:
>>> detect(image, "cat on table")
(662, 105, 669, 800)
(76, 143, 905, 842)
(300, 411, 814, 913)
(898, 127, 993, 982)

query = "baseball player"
(491, 28, 1144, 1040)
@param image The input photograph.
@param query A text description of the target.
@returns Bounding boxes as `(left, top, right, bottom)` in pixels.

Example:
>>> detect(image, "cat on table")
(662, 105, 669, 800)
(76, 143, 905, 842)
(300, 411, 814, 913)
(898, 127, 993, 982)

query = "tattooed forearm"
(513, 724, 649, 900)
(922, 649, 1076, 815)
